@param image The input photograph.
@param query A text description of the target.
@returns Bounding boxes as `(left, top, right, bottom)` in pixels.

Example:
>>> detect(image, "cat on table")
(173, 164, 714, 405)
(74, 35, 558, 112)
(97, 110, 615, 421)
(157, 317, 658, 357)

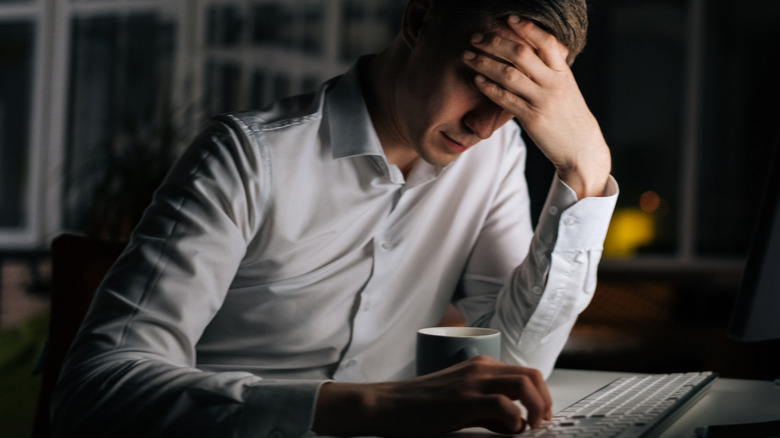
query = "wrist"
(557, 141, 612, 200)
(312, 382, 380, 437)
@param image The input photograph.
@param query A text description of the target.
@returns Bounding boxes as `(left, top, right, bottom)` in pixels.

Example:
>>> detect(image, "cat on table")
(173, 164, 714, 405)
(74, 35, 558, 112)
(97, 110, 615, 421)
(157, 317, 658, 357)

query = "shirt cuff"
(536, 175, 619, 250)
(240, 380, 327, 438)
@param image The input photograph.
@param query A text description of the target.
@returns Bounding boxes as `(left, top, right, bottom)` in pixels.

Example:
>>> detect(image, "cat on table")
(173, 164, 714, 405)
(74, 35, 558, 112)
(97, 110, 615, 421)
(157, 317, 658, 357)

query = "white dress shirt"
(52, 61, 618, 438)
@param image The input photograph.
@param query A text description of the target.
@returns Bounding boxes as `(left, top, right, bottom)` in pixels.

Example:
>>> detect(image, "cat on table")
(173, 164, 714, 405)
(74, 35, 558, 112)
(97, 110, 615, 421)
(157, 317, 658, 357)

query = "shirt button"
(344, 359, 357, 368)
(564, 217, 577, 226)
(532, 285, 543, 294)
(379, 241, 392, 250)
(549, 206, 559, 216)
(363, 301, 372, 312)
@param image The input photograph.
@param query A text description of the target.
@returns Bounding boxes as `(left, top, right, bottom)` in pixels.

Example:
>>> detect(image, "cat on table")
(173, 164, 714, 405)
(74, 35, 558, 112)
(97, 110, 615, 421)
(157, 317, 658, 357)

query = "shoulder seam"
(250, 114, 323, 133)
(218, 111, 322, 134)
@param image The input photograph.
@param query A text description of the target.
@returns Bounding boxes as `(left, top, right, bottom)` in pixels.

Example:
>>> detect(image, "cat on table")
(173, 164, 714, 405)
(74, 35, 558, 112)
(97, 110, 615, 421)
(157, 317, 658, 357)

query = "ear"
(402, 0, 434, 49)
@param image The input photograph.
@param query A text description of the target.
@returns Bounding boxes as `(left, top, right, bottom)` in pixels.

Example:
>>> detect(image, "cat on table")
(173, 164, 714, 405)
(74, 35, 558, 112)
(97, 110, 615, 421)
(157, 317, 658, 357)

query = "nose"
(462, 101, 507, 140)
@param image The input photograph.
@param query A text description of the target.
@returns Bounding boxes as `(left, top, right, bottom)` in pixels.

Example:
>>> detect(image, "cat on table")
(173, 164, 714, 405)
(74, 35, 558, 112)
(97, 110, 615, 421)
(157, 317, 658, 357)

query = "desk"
(457, 369, 780, 437)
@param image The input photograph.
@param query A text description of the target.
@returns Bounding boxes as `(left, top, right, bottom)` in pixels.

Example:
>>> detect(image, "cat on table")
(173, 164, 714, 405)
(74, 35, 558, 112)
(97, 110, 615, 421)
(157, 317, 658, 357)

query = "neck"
(359, 38, 419, 177)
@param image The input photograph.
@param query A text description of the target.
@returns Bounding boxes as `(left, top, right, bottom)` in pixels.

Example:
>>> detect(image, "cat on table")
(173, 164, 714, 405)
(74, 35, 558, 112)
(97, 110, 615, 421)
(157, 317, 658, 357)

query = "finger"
(523, 367, 554, 421)
(463, 50, 540, 104)
(472, 73, 537, 122)
(503, 366, 553, 420)
(480, 374, 548, 428)
(469, 32, 549, 86)
(517, 375, 549, 428)
(507, 16, 569, 71)
(479, 366, 553, 421)
(473, 394, 527, 434)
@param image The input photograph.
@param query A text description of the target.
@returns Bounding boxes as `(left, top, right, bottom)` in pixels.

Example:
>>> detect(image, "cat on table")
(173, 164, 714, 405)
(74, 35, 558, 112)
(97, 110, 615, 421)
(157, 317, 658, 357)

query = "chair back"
(32, 234, 126, 438)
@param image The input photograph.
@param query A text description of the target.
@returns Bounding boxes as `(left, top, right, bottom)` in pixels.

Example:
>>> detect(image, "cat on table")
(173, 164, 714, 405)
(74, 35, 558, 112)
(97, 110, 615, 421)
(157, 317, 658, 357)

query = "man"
(53, 0, 617, 436)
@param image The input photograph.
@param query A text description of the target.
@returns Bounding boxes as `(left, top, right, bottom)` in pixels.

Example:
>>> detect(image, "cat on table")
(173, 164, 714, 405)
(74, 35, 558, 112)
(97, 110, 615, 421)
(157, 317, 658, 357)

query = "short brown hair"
(432, 0, 589, 64)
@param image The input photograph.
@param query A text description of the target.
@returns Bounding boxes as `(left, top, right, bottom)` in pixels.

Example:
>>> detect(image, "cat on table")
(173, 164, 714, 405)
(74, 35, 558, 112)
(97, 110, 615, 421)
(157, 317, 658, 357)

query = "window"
(0, 21, 34, 230)
(0, 1, 45, 248)
(0, 0, 410, 250)
(62, 10, 179, 236)
(203, 0, 403, 111)
(340, 0, 402, 62)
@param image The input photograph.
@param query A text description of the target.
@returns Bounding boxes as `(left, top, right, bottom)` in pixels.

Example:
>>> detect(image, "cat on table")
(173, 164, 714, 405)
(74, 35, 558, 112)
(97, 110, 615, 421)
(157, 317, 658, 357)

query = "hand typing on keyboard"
(313, 356, 553, 436)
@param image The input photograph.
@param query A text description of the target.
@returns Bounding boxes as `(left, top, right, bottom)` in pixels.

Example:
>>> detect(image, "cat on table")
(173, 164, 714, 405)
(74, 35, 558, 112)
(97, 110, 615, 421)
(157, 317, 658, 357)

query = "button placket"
(339, 235, 392, 375)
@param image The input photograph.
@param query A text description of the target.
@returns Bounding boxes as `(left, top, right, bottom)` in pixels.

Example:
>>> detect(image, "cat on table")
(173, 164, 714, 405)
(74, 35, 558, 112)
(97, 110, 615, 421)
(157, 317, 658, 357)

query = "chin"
(421, 149, 459, 167)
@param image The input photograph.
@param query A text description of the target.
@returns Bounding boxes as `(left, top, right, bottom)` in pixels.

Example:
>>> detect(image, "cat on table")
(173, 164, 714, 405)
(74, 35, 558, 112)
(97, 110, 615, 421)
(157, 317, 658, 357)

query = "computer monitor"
(728, 128, 780, 342)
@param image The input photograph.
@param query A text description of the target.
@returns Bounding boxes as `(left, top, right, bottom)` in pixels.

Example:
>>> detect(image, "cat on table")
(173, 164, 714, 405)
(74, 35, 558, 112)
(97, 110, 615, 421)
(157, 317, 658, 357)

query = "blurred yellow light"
(603, 208, 656, 257)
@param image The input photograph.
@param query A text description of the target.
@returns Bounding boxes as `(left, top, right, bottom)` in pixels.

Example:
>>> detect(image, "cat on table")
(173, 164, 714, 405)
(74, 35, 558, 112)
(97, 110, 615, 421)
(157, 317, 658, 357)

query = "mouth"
(441, 132, 470, 154)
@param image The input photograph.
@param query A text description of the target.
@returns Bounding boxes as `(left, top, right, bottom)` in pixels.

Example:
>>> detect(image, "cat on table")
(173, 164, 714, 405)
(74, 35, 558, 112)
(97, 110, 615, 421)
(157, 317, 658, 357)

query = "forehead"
(423, 14, 502, 55)
(433, 5, 505, 36)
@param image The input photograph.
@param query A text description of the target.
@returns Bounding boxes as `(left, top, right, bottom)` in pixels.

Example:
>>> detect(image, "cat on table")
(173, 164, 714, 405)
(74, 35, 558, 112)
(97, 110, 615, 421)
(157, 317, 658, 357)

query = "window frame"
(0, 0, 50, 248)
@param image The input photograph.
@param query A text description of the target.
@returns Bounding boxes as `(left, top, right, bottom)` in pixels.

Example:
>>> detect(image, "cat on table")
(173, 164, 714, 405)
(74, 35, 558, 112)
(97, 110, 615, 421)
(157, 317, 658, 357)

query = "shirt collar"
(324, 57, 447, 187)
(326, 58, 385, 160)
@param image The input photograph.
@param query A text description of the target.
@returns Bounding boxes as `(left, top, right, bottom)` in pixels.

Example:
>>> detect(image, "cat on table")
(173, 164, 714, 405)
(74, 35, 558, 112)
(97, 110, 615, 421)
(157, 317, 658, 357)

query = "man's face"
(395, 21, 515, 167)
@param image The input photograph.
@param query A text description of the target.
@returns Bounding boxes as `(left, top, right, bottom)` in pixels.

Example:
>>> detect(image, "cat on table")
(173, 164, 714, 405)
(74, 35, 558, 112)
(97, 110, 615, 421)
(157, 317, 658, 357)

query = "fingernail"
(475, 74, 486, 84)
(509, 15, 521, 24)
(471, 33, 484, 43)
(463, 50, 476, 60)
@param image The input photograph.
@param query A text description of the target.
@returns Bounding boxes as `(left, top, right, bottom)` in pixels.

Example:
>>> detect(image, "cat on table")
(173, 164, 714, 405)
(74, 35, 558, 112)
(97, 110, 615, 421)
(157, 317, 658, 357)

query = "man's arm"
(51, 119, 321, 438)
(455, 16, 618, 375)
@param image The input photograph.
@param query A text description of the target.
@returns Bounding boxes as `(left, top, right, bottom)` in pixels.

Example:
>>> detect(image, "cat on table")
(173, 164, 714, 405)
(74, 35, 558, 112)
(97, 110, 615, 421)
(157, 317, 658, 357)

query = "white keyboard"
(521, 371, 718, 437)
